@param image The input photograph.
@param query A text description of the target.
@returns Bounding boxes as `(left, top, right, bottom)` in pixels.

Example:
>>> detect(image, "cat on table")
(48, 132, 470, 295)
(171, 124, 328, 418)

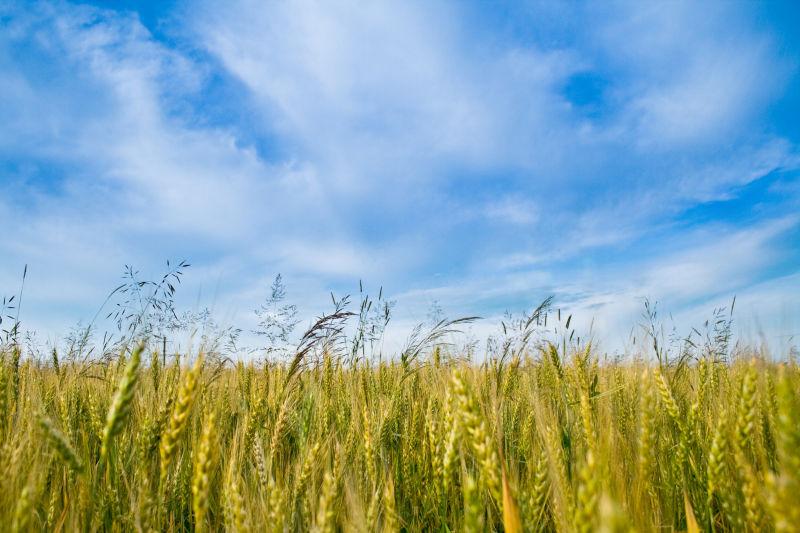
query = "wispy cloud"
(0, 0, 798, 350)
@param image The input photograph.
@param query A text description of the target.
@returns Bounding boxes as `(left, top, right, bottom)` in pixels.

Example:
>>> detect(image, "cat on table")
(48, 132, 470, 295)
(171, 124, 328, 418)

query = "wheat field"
(0, 332, 798, 533)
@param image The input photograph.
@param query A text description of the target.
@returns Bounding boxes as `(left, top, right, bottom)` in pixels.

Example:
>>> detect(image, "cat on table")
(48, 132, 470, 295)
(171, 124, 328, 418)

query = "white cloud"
(387, 214, 800, 353)
(191, 0, 588, 185)
(0, 0, 798, 355)
(484, 197, 539, 225)
(593, 1, 787, 146)
(550, 215, 799, 351)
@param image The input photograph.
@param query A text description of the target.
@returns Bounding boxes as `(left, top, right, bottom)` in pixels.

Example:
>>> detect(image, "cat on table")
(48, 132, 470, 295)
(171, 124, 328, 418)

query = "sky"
(1, 0, 799, 354)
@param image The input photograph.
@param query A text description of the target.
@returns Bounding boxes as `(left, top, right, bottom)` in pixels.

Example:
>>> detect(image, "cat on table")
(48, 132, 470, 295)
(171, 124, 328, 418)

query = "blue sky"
(1, 0, 799, 352)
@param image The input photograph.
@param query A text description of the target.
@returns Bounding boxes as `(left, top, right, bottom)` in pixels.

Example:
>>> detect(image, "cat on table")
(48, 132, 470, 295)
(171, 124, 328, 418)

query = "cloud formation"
(1, 0, 798, 351)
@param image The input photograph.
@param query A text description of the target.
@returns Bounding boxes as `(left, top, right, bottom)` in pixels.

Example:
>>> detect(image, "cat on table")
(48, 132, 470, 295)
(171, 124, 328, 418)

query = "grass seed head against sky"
(1, 0, 799, 352)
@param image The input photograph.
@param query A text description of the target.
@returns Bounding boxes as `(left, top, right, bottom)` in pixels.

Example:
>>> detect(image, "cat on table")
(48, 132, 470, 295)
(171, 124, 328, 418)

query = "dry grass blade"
(502, 467, 523, 533)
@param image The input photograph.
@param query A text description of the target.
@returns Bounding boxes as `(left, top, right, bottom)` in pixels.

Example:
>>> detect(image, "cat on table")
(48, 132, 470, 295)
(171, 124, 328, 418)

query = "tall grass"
(0, 336, 797, 532)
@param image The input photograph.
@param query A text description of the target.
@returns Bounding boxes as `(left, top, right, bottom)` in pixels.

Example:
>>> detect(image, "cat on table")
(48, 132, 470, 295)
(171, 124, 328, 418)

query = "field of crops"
(0, 334, 798, 533)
